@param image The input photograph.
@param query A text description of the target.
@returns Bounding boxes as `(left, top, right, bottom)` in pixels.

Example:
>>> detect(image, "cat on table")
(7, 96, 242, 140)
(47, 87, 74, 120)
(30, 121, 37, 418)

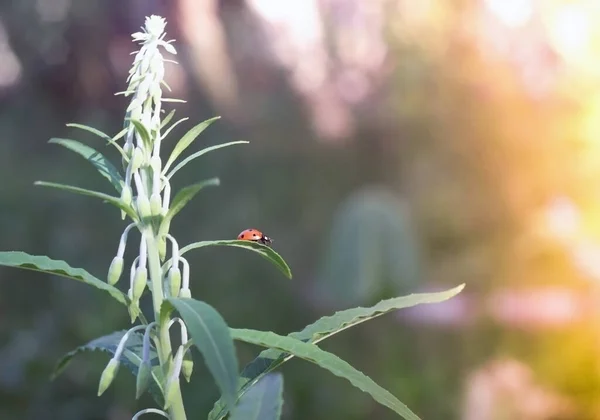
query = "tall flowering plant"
(0, 15, 463, 420)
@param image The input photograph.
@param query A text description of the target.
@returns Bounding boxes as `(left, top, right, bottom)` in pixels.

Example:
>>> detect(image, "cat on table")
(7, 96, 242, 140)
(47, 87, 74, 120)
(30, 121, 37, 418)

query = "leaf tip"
(453, 283, 466, 294)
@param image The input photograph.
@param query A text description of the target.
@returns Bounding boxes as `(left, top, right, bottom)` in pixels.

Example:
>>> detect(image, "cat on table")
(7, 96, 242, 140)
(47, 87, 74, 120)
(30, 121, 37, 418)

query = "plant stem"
(146, 231, 187, 420)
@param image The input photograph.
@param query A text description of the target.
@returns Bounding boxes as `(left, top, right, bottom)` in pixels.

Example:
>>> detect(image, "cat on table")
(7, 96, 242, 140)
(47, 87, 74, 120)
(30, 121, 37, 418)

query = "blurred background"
(1, 0, 600, 419)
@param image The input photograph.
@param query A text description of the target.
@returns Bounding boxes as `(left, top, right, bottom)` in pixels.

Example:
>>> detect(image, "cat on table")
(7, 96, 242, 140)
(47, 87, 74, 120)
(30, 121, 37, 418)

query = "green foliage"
(229, 373, 284, 420)
(158, 179, 221, 240)
(66, 122, 127, 158)
(51, 330, 164, 404)
(176, 239, 293, 279)
(48, 138, 124, 192)
(160, 110, 177, 128)
(66, 123, 114, 143)
(208, 285, 462, 419)
(161, 116, 189, 141)
(128, 118, 152, 148)
(33, 181, 138, 220)
(166, 141, 249, 180)
(231, 329, 421, 420)
(0, 251, 129, 306)
(0, 13, 465, 420)
(163, 116, 221, 173)
(163, 178, 221, 223)
(136, 360, 154, 399)
(164, 298, 239, 412)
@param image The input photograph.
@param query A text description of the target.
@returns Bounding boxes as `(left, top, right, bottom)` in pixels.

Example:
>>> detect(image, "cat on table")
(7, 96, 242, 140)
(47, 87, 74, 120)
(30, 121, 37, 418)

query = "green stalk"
(146, 232, 187, 420)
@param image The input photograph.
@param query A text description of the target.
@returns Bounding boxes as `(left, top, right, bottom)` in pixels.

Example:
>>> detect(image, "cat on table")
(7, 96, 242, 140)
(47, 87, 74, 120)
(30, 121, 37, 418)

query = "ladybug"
(237, 228, 273, 246)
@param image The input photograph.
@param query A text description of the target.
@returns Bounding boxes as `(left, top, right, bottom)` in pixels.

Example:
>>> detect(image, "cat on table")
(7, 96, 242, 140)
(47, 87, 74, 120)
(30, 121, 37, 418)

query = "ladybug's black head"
(260, 235, 273, 246)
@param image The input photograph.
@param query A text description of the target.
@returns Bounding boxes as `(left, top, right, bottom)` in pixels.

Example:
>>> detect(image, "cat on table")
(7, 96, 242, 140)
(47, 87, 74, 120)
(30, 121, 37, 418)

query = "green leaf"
(166, 141, 249, 180)
(66, 123, 127, 158)
(52, 330, 164, 405)
(128, 118, 152, 148)
(208, 285, 463, 419)
(136, 360, 153, 399)
(66, 123, 112, 141)
(49, 138, 124, 193)
(290, 284, 464, 342)
(229, 373, 284, 420)
(161, 117, 189, 141)
(177, 240, 292, 279)
(34, 181, 138, 221)
(111, 127, 128, 143)
(232, 329, 421, 420)
(0, 251, 128, 306)
(163, 116, 220, 173)
(161, 109, 177, 128)
(165, 298, 239, 412)
(161, 178, 220, 228)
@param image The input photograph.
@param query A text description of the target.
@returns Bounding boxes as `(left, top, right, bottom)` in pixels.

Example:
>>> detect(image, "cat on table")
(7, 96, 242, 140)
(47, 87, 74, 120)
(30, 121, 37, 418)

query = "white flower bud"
(98, 358, 120, 396)
(150, 155, 161, 173)
(168, 266, 182, 297)
(136, 360, 152, 399)
(131, 147, 145, 172)
(182, 352, 193, 383)
(163, 345, 184, 410)
(180, 258, 190, 290)
(107, 256, 124, 285)
(145, 15, 167, 38)
(136, 195, 152, 219)
(150, 193, 163, 216)
(120, 185, 132, 206)
(132, 267, 148, 301)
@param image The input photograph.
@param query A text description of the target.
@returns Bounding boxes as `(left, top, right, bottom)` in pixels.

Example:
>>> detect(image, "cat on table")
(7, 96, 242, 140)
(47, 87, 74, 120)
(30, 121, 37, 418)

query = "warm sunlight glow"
(547, 3, 592, 63)
(484, 0, 533, 28)
(581, 95, 600, 147)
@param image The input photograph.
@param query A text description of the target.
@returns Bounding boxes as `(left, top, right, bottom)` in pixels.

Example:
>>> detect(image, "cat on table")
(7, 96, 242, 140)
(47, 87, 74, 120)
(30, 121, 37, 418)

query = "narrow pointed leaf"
(162, 178, 220, 224)
(66, 123, 127, 158)
(163, 116, 220, 172)
(128, 118, 152, 148)
(51, 330, 163, 404)
(229, 373, 284, 420)
(209, 285, 463, 419)
(0, 252, 128, 306)
(111, 127, 128, 143)
(165, 298, 239, 411)
(34, 181, 138, 221)
(66, 123, 112, 141)
(136, 361, 153, 399)
(161, 109, 177, 128)
(49, 138, 124, 192)
(177, 240, 292, 279)
(232, 329, 421, 420)
(161, 117, 189, 142)
(166, 141, 249, 180)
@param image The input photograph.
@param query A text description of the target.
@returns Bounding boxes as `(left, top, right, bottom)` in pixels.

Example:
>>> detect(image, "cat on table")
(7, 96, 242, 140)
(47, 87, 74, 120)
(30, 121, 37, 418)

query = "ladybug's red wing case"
(237, 228, 262, 240)
(237, 228, 273, 247)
